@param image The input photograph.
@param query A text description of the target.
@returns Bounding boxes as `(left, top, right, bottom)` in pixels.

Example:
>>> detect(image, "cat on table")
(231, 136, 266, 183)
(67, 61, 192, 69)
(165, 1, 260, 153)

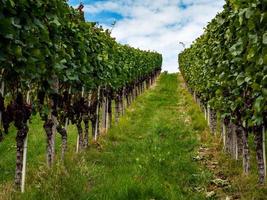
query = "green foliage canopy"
(0, 0, 162, 95)
(179, 0, 267, 127)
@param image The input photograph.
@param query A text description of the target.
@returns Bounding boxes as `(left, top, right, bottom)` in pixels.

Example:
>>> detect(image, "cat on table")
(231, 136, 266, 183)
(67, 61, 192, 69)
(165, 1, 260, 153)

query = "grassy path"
(1, 74, 211, 200)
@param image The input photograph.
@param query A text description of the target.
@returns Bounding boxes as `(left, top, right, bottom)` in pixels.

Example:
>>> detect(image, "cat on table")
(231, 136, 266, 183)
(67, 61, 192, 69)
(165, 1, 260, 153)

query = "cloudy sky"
(68, 0, 225, 72)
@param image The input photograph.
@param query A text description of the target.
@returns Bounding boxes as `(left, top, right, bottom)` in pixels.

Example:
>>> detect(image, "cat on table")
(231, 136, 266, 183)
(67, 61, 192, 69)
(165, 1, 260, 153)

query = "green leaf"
(262, 88, 267, 97)
(230, 39, 244, 56)
(0, 18, 15, 38)
(245, 77, 251, 83)
(247, 47, 256, 61)
(263, 32, 267, 45)
(50, 17, 61, 26)
(254, 96, 263, 112)
(245, 8, 254, 19)
(248, 33, 258, 44)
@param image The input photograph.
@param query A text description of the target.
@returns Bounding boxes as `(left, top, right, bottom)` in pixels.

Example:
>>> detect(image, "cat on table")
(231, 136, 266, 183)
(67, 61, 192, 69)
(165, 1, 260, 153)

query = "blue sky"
(69, 0, 225, 72)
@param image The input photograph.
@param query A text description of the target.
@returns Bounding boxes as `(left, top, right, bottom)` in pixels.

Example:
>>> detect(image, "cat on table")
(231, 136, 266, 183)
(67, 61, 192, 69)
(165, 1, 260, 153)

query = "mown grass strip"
(1, 74, 212, 200)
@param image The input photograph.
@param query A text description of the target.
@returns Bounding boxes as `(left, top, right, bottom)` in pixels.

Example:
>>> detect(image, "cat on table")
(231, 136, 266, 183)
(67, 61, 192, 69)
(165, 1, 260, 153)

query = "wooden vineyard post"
(108, 95, 112, 129)
(76, 87, 84, 153)
(207, 105, 210, 126)
(21, 90, 30, 193)
(101, 88, 107, 133)
(82, 86, 84, 98)
(234, 129, 238, 160)
(76, 134, 80, 153)
(105, 90, 109, 132)
(242, 128, 250, 174)
(222, 122, 226, 151)
(21, 135, 28, 193)
(94, 86, 100, 141)
(65, 118, 68, 131)
(105, 96, 109, 132)
(51, 115, 58, 160)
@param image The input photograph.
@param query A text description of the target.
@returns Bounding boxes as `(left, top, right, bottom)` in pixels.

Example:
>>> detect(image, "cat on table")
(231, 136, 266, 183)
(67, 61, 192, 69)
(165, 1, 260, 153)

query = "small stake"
(82, 86, 84, 98)
(76, 134, 79, 153)
(222, 123, 226, 151)
(76, 87, 85, 153)
(207, 105, 210, 126)
(94, 86, 100, 141)
(105, 98, 109, 131)
(21, 90, 30, 193)
(65, 118, 68, 130)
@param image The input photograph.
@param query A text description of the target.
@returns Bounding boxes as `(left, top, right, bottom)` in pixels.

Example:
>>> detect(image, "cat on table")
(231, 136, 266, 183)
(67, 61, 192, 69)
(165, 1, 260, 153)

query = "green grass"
(0, 74, 212, 200)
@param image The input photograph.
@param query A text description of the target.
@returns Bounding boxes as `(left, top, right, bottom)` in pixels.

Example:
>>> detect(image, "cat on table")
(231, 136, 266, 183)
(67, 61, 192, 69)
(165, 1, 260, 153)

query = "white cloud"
(83, 0, 225, 72)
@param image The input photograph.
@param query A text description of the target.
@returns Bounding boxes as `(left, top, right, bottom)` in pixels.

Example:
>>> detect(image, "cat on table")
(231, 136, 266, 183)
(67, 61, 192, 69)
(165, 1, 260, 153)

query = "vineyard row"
(179, 0, 266, 184)
(0, 0, 162, 192)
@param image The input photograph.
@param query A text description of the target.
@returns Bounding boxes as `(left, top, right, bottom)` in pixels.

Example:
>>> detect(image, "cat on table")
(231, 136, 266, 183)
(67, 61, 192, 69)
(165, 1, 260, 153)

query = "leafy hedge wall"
(179, 0, 266, 128)
(0, 0, 162, 94)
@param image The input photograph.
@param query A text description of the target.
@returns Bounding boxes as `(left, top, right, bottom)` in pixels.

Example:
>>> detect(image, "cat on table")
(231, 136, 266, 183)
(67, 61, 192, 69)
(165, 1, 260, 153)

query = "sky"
(68, 0, 225, 72)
